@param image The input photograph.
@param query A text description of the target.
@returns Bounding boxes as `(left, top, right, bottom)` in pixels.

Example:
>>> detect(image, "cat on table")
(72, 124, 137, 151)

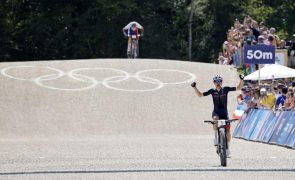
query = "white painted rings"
(1, 66, 196, 92)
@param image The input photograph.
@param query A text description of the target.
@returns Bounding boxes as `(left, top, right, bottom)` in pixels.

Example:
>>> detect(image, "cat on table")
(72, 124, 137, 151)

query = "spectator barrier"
(233, 108, 295, 149)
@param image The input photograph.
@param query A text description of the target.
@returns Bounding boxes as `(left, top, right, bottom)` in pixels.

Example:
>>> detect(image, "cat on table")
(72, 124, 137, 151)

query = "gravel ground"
(0, 59, 294, 179)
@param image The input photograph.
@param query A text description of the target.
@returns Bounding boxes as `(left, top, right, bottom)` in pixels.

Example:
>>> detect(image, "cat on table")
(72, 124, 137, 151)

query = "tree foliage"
(0, 0, 294, 62)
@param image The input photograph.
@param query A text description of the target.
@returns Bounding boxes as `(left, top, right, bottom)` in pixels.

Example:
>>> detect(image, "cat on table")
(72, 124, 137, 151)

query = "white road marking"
(1, 66, 196, 92)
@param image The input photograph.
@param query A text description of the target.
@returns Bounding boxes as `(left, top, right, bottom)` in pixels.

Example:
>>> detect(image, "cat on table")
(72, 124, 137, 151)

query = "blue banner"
(274, 111, 295, 147)
(243, 109, 264, 140)
(269, 112, 292, 145)
(243, 45, 275, 64)
(249, 110, 273, 141)
(285, 113, 295, 149)
(233, 109, 295, 149)
(285, 128, 295, 149)
(233, 110, 253, 138)
(260, 113, 279, 143)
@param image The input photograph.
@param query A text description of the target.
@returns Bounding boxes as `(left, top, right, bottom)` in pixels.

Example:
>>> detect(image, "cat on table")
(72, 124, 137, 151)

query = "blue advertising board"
(285, 117, 295, 149)
(249, 110, 274, 141)
(233, 110, 252, 138)
(243, 44, 275, 64)
(233, 108, 295, 149)
(269, 112, 292, 145)
(260, 113, 280, 143)
(243, 109, 264, 140)
(280, 111, 295, 148)
(285, 127, 295, 149)
(234, 109, 254, 138)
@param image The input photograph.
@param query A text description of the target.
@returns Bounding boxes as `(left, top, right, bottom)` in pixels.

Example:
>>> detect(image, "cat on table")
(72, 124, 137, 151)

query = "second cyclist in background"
(122, 21, 144, 58)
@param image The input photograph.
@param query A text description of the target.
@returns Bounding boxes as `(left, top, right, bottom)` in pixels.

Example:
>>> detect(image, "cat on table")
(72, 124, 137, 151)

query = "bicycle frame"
(131, 39, 138, 58)
(217, 120, 229, 149)
(127, 35, 140, 59)
(204, 119, 237, 167)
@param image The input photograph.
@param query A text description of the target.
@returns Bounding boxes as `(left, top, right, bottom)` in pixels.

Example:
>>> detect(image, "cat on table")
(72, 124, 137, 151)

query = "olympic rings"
(1, 66, 196, 92)
(103, 75, 164, 92)
(1, 66, 64, 81)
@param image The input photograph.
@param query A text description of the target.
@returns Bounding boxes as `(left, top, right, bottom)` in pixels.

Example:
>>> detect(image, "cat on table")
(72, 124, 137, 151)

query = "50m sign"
(243, 45, 275, 64)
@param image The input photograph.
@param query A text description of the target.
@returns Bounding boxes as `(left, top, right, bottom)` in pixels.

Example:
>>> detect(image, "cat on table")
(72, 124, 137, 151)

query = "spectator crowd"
(216, 16, 295, 112)
(237, 79, 295, 112)
(218, 16, 295, 66)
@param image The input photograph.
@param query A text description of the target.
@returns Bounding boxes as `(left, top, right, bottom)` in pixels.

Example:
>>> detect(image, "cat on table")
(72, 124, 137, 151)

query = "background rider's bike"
(128, 35, 140, 59)
(204, 119, 238, 167)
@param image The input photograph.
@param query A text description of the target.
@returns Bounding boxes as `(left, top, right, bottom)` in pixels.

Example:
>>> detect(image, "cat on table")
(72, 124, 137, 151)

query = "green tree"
(0, 0, 294, 62)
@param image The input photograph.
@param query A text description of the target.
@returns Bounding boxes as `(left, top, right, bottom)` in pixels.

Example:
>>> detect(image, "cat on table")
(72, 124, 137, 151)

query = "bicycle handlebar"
(204, 119, 238, 124)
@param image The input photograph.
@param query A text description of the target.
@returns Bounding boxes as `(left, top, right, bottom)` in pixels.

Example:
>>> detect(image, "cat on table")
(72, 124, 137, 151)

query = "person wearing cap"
(237, 87, 251, 105)
(275, 87, 288, 110)
(258, 88, 276, 109)
(257, 35, 264, 45)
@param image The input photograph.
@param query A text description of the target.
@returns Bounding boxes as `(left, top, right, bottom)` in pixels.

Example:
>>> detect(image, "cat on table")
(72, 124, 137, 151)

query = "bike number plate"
(218, 120, 226, 127)
(132, 35, 137, 39)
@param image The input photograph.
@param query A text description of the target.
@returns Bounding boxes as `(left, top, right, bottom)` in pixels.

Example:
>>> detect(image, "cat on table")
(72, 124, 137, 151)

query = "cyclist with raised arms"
(122, 21, 144, 58)
(191, 74, 244, 156)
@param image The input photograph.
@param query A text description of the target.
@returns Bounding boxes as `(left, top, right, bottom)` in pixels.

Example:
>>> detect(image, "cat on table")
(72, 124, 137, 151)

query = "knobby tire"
(219, 130, 227, 167)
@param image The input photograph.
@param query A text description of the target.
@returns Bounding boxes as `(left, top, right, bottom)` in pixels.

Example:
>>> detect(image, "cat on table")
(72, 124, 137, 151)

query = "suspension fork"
(218, 128, 222, 147)
(218, 126, 228, 148)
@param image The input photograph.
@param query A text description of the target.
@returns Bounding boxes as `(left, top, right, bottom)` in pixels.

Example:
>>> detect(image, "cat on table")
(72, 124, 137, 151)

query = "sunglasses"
(214, 80, 223, 84)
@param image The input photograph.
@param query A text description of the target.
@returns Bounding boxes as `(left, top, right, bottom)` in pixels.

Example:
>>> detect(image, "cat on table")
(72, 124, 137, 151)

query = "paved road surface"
(0, 59, 294, 179)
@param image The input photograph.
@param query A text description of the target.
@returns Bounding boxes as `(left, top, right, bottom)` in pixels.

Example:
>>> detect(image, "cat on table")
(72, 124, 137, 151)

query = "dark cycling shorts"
(212, 110, 230, 129)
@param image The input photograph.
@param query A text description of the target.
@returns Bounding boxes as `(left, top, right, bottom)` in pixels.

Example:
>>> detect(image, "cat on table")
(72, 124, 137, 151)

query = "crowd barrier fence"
(233, 108, 295, 149)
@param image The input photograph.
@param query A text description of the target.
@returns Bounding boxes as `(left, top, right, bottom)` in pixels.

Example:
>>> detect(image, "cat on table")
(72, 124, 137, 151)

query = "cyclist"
(122, 21, 144, 58)
(191, 74, 244, 156)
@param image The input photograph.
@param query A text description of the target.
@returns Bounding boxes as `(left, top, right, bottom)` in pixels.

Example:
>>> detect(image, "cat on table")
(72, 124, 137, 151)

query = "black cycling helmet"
(213, 75, 223, 83)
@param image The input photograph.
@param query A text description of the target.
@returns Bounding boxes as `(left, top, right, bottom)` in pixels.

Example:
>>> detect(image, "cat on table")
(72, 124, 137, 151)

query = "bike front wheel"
(131, 39, 138, 59)
(219, 129, 227, 167)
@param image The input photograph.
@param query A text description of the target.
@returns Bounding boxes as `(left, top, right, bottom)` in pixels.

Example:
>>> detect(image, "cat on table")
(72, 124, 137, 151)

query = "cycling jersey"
(203, 87, 237, 118)
(123, 21, 143, 40)
(128, 27, 139, 38)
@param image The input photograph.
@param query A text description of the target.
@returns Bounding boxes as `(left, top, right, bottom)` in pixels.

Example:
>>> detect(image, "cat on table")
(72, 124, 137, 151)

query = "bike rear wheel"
(219, 129, 227, 167)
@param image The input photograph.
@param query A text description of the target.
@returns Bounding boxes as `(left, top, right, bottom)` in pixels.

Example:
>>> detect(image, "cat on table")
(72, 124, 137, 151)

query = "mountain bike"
(128, 35, 140, 59)
(204, 119, 238, 167)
